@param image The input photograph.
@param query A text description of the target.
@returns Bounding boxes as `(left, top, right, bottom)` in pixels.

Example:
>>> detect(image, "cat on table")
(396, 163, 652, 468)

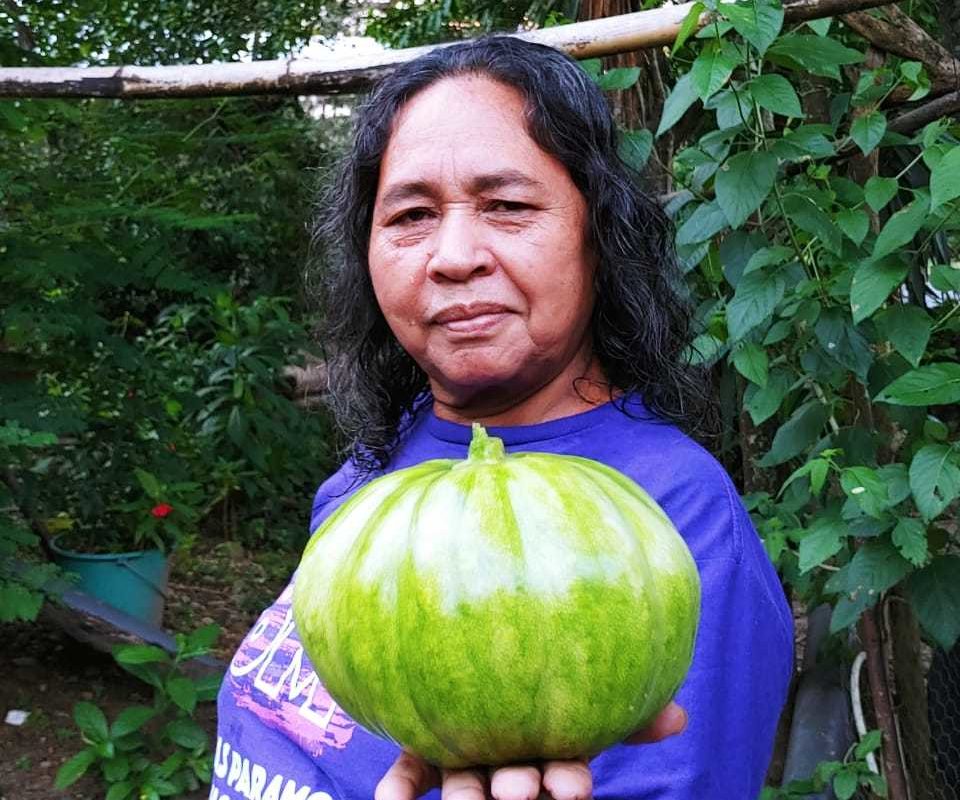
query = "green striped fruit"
(293, 423, 700, 768)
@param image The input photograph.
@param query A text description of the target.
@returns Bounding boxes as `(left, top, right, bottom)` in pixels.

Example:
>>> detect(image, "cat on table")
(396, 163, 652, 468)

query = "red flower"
(151, 503, 173, 518)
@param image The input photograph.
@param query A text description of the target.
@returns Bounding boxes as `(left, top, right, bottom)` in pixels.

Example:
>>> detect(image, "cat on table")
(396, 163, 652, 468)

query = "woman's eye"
(392, 208, 432, 225)
(488, 200, 529, 213)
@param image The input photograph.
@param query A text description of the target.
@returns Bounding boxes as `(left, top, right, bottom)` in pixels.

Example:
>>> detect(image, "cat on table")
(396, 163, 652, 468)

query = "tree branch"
(0, 0, 898, 99)
(889, 88, 960, 134)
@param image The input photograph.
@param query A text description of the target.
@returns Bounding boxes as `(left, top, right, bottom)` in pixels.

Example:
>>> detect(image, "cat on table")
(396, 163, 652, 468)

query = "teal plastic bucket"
(50, 537, 170, 626)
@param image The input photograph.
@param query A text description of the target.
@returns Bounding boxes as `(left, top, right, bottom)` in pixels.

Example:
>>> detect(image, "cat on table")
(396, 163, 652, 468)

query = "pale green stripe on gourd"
(293, 424, 701, 768)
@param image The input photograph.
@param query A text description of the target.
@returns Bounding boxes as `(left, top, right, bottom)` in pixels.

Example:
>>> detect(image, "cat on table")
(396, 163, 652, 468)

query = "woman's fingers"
(624, 701, 688, 745)
(439, 767, 489, 800)
(541, 760, 593, 800)
(489, 764, 542, 800)
(375, 751, 440, 800)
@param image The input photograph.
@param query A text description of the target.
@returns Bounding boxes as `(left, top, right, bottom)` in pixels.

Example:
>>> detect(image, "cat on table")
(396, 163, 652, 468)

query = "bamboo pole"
(0, 0, 898, 100)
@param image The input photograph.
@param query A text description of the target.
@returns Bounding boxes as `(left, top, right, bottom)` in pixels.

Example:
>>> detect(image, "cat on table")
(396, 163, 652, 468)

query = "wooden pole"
(0, 0, 898, 99)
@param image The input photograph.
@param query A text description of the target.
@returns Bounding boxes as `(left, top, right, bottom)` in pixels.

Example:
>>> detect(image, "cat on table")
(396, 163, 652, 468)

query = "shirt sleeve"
(309, 457, 363, 534)
(590, 471, 794, 799)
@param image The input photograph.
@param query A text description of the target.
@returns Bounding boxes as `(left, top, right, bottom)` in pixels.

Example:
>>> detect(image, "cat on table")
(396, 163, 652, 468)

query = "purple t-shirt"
(212, 397, 793, 800)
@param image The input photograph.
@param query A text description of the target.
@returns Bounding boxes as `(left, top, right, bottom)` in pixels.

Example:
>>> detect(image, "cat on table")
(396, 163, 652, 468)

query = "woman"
(212, 36, 793, 800)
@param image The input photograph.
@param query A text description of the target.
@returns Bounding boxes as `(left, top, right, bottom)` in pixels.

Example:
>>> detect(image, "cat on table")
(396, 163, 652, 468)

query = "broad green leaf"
(763, 319, 792, 345)
(849, 257, 909, 323)
(930, 263, 960, 292)
(834, 769, 859, 800)
(744, 368, 792, 425)
(106, 781, 136, 800)
(900, 61, 931, 101)
(875, 363, 960, 407)
(597, 67, 641, 91)
(892, 518, 928, 567)
(836, 208, 869, 246)
(690, 40, 741, 100)
(750, 73, 803, 118)
(782, 193, 843, 255)
(908, 556, 960, 650)
(806, 16, 832, 36)
(165, 718, 209, 750)
(723, 0, 784, 55)
(850, 111, 887, 156)
(841, 467, 890, 517)
(726, 270, 786, 341)
(874, 305, 932, 367)
(134, 468, 162, 500)
(744, 245, 793, 275)
(758, 400, 829, 467)
(0, 583, 44, 622)
(54, 749, 97, 789)
(715, 150, 778, 228)
(855, 729, 883, 759)
(102, 755, 130, 782)
(766, 35, 863, 80)
(732, 342, 769, 387)
(676, 201, 730, 245)
(864, 176, 898, 211)
(111, 705, 156, 738)
(798, 515, 845, 573)
(185, 622, 221, 653)
(657, 72, 699, 137)
(113, 644, 171, 665)
(688, 333, 726, 365)
(619, 129, 653, 172)
(709, 87, 755, 130)
(74, 701, 109, 742)
(834, 539, 912, 598)
(908, 444, 960, 521)
(930, 145, 960, 211)
(673, 2, 706, 54)
(166, 676, 198, 713)
(873, 193, 930, 259)
(814, 308, 873, 382)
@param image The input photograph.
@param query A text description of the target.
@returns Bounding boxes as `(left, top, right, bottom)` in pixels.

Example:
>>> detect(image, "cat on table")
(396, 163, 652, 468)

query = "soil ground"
(0, 541, 299, 800)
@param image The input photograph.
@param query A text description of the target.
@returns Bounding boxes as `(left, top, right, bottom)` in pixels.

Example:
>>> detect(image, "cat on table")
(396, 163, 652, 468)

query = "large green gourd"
(293, 423, 701, 768)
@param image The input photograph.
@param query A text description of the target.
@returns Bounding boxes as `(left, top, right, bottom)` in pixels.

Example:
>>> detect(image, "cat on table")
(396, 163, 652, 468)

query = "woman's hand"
(374, 702, 687, 800)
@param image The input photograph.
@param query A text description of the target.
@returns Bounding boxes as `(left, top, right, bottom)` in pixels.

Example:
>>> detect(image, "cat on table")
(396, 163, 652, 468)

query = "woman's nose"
(425, 210, 495, 282)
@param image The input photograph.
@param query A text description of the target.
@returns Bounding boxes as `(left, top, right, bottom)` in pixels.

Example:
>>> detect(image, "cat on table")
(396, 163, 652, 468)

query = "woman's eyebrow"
(378, 170, 545, 209)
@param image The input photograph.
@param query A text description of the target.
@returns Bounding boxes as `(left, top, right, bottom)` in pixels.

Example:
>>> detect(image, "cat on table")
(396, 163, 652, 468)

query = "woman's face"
(368, 75, 597, 414)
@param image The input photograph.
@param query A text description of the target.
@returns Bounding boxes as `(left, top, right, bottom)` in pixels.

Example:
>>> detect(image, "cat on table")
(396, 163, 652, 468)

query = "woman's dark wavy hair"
(312, 35, 713, 475)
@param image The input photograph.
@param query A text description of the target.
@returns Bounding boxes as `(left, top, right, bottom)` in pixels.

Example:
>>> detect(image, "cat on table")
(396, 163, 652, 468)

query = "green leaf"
(54, 749, 97, 789)
(875, 305, 932, 367)
(688, 333, 726, 365)
(657, 72, 700, 137)
(619, 129, 653, 172)
(726, 270, 786, 341)
(814, 308, 873, 382)
(875, 363, 960, 407)
(908, 556, 960, 650)
(106, 781, 136, 800)
(676, 201, 730, 245)
(841, 466, 890, 517)
(673, 2, 706, 54)
(722, 0, 784, 55)
(102, 755, 130, 782)
(855, 729, 883, 759)
(0, 583, 44, 622)
(166, 676, 198, 714)
(74, 701, 109, 742)
(766, 35, 863, 79)
(908, 444, 960, 521)
(834, 769, 859, 800)
(113, 644, 171, 665)
(750, 73, 803, 118)
(111, 705, 156, 739)
(836, 539, 912, 598)
(798, 515, 845, 573)
(732, 342, 769, 387)
(165, 718, 209, 750)
(597, 67, 641, 91)
(849, 258, 909, 324)
(892, 518, 928, 567)
(744, 368, 792, 425)
(930, 145, 960, 211)
(758, 400, 829, 467)
(715, 150, 778, 228)
(744, 245, 793, 275)
(690, 40, 741, 100)
(850, 111, 887, 156)
(185, 622, 221, 653)
(806, 17, 832, 36)
(836, 208, 870, 246)
(782, 193, 843, 255)
(873, 193, 930, 259)
(930, 263, 960, 293)
(134, 468, 162, 500)
(864, 176, 899, 212)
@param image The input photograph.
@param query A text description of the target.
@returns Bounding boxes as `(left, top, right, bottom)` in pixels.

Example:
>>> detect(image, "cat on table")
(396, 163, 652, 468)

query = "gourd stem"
(468, 422, 506, 462)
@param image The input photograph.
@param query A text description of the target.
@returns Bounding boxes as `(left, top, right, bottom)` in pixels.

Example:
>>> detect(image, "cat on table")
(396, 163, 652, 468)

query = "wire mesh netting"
(914, 644, 960, 800)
